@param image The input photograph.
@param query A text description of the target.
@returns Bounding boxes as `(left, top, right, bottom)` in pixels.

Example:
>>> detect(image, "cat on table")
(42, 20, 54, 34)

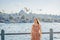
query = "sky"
(0, 0, 60, 15)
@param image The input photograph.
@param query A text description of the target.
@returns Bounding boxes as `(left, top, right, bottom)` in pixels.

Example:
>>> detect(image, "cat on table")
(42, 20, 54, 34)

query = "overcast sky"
(0, 0, 60, 15)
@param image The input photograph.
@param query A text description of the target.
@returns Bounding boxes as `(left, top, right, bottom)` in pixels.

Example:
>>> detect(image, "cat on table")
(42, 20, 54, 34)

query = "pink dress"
(31, 25, 40, 40)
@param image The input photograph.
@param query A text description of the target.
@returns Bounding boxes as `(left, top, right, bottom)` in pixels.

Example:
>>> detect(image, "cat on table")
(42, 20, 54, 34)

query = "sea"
(0, 22, 60, 40)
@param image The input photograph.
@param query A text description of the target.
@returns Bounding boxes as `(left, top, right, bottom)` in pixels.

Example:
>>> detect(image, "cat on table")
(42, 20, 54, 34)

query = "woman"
(31, 18, 42, 40)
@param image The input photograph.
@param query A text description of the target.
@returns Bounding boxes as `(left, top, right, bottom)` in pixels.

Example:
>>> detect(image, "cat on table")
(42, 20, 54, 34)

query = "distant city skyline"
(0, 0, 60, 15)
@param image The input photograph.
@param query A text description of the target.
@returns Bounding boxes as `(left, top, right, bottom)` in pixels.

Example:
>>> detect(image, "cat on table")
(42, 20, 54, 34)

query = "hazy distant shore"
(0, 10, 60, 23)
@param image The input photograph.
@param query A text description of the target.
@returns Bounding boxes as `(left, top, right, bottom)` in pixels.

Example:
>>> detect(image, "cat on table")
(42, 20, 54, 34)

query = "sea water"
(0, 22, 60, 40)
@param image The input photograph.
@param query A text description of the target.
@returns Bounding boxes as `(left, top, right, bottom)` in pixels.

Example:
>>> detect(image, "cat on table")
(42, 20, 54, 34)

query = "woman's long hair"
(35, 18, 39, 24)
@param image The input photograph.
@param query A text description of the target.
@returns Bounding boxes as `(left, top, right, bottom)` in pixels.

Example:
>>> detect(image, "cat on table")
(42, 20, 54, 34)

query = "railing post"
(1, 29, 5, 40)
(50, 28, 53, 40)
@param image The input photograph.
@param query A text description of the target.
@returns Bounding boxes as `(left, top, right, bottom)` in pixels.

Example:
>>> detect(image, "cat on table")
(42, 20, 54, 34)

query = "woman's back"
(32, 25, 39, 33)
(31, 24, 40, 40)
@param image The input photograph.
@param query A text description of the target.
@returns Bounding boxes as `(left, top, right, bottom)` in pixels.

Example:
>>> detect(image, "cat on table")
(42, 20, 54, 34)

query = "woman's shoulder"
(32, 24, 39, 27)
(32, 24, 34, 26)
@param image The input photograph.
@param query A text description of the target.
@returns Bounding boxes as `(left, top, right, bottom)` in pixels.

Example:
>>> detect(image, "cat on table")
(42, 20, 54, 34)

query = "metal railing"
(0, 28, 60, 40)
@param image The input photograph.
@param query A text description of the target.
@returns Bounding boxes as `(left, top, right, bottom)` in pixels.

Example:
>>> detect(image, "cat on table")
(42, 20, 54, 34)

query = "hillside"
(0, 10, 60, 23)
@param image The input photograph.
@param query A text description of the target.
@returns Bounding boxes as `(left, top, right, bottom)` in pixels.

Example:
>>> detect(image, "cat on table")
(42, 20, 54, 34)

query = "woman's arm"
(39, 24, 42, 37)
(31, 25, 34, 36)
